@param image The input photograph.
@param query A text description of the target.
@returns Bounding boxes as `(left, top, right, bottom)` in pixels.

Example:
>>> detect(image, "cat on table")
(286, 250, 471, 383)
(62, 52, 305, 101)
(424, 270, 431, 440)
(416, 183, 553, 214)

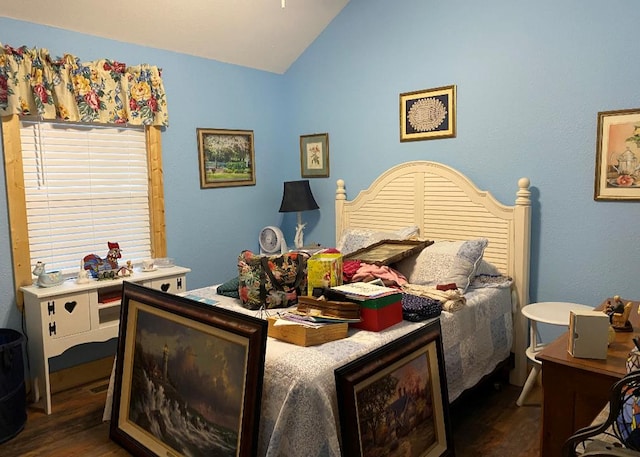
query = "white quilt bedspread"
(104, 283, 512, 457)
(185, 286, 430, 457)
(441, 284, 513, 401)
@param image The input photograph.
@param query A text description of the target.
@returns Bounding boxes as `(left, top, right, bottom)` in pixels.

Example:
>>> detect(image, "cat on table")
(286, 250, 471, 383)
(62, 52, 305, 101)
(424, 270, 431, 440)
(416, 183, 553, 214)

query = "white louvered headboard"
(335, 161, 531, 386)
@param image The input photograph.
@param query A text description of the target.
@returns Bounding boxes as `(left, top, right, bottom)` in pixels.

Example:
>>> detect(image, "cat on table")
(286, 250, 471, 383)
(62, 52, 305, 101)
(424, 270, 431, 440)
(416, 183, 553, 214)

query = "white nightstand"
(21, 265, 190, 414)
(516, 301, 595, 406)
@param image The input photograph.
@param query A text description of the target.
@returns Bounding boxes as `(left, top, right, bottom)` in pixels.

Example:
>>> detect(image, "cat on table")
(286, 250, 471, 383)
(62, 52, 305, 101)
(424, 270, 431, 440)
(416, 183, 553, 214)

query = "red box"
(351, 295, 403, 332)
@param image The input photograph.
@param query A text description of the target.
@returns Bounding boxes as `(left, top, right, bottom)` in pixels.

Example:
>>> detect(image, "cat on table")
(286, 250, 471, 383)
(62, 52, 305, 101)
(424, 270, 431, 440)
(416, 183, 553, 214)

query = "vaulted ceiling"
(0, 0, 350, 74)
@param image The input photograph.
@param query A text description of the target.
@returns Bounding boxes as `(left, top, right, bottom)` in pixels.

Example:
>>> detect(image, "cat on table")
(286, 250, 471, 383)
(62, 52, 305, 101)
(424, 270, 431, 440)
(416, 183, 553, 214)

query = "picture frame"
(400, 85, 456, 142)
(300, 133, 329, 178)
(594, 108, 640, 201)
(335, 322, 453, 457)
(110, 282, 268, 457)
(197, 128, 256, 188)
(342, 239, 434, 265)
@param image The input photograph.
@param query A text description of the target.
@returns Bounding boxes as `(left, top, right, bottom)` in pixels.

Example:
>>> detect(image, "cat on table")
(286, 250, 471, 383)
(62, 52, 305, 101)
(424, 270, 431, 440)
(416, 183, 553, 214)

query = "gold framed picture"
(335, 323, 453, 457)
(197, 128, 256, 188)
(594, 108, 640, 201)
(400, 85, 457, 142)
(342, 239, 433, 265)
(110, 282, 267, 456)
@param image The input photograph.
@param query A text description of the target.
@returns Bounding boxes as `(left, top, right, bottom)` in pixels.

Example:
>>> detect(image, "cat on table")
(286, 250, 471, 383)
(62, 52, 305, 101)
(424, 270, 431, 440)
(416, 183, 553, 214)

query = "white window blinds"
(20, 120, 151, 275)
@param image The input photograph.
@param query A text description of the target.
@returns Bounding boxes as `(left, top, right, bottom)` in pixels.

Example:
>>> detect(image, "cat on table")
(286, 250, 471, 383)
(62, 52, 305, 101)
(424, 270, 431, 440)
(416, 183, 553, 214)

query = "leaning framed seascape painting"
(197, 128, 256, 188)
(335, 322, 453, 457)
(594, 108, 640, 201)
(110, 282, 267, 457)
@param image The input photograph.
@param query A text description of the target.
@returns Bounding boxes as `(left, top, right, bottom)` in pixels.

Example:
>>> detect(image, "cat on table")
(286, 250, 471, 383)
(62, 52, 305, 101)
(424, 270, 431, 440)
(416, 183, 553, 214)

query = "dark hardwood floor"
(450, 378, 542, 457)
(0, 377, 541, 456)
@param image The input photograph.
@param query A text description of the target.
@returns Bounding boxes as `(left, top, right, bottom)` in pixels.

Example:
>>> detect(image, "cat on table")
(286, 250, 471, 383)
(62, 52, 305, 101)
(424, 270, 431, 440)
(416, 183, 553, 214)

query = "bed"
(335, 160, 532, 390)
(104, 161, 532, 457)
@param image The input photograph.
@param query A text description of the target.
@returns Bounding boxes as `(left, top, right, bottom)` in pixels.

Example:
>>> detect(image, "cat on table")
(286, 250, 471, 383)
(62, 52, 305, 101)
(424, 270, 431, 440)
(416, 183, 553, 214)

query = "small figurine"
(83, 242, 122, 278)
(117, 264, 132, 277)
(76, 260, 90, 284)
(32, 261, 45, 277)
(606, 295, 633, 332)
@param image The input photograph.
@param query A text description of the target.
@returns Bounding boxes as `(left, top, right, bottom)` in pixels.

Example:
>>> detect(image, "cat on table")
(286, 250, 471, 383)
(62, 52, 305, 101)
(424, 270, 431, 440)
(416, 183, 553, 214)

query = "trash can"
(0, 329, 26, 444)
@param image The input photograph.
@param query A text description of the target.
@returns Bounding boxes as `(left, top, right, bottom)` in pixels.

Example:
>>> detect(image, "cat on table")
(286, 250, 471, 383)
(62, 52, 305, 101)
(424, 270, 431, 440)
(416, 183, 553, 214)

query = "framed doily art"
(400, 85, 456, 142)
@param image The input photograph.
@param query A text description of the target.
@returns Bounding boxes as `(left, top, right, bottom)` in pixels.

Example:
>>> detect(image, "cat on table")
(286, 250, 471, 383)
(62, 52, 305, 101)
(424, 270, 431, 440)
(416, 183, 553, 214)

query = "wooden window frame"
(1, 115, 167, 311)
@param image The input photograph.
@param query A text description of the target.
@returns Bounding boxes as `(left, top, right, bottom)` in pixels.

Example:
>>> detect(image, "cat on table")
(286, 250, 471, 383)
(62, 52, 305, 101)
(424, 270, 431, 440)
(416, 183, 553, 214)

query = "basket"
(401, 293, 442, 322)
(0, 329, 26, 444)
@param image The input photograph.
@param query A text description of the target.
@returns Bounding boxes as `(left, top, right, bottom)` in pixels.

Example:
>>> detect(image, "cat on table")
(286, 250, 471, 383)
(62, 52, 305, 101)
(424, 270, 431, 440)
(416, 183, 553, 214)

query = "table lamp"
(279, 180, 319, 249)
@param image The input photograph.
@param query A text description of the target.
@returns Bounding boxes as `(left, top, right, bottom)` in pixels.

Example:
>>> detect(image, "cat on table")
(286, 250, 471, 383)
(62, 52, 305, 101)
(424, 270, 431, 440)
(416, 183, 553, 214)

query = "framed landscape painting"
(110, 282, 267, 457)
(335, 323, 452, 457)
(197, 128, 256, 188)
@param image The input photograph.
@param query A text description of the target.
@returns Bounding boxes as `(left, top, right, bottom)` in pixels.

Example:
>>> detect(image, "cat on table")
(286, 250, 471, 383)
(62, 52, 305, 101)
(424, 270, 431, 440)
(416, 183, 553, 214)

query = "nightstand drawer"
(44, 292, 91, 338)
(145, 275, 186, 294)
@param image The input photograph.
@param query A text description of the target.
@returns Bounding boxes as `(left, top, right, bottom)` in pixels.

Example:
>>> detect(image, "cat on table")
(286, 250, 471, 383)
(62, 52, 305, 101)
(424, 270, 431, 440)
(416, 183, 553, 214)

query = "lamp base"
(294, 222, 306, 250)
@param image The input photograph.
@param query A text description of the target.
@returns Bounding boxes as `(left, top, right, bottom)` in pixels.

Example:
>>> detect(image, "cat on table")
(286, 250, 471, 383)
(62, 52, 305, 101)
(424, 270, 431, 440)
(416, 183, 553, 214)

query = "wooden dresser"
(537, 297, 639, 457)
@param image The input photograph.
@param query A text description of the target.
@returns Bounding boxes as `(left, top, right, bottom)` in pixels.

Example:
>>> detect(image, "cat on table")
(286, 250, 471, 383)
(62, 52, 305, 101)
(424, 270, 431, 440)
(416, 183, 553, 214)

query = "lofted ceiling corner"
(0, 0, 350, 74)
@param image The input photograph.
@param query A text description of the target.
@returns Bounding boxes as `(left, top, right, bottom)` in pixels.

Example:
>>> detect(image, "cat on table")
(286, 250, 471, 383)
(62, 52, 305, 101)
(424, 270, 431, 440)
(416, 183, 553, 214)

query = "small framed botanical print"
(300, 133, 329, 178)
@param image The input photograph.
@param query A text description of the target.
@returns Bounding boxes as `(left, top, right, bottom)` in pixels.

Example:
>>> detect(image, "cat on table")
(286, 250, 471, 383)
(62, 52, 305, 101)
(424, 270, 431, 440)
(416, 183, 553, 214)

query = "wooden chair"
(563, 371, 640, 456)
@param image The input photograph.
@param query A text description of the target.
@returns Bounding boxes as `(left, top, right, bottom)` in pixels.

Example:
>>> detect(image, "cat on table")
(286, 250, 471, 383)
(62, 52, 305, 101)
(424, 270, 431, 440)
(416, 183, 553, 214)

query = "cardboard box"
(350, 294, 403, 332)
(267, 317, 348, 346)
(568, 310, 610, 359)
(307, 252, 343, 296)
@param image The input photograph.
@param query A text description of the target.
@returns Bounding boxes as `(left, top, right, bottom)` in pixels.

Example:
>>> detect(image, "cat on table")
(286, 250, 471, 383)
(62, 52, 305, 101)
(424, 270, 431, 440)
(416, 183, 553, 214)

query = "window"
(19, 120, 151, 275)
(1, 115, 166, 306)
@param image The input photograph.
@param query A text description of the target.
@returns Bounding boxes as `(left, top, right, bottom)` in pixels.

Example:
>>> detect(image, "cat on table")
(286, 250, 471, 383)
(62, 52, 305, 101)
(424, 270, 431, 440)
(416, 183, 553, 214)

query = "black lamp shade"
(279, 180, 319, 213)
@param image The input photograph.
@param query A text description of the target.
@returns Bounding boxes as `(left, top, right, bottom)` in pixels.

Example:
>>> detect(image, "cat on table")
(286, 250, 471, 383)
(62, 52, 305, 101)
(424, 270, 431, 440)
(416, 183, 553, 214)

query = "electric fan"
(259, 226, 287, 255)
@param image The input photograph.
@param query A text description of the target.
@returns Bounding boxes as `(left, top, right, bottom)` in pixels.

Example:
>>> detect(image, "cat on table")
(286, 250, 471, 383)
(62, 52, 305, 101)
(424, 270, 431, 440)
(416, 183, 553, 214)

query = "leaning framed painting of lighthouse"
(595, 108, 640, 201)
(109, 282, 267, 457)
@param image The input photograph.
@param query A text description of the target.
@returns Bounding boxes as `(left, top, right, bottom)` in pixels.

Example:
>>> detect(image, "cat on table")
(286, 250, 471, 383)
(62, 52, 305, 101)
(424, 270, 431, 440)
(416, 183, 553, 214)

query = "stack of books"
(329, 282, 399, 301)
(329, 282, 403, 332)
(296, 296, 360, 320)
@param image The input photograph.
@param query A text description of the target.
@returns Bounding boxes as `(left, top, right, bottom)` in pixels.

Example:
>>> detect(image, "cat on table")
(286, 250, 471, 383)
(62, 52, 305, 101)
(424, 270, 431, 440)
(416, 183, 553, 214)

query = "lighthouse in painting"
(163, 343, 169, 380)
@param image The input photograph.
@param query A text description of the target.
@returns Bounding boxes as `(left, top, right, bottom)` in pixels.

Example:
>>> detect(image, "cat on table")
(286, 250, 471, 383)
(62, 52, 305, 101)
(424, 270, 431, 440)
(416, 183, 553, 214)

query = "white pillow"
(475, 259, 501, 276)
(337, 225, 419, 255)
(394, 238, 488, 292)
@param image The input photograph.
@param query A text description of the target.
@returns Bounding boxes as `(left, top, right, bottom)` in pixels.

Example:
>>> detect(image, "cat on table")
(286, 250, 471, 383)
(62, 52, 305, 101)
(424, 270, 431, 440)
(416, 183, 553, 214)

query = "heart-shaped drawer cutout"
(65, 301, 77, 313)
(161, 283, 170, 292)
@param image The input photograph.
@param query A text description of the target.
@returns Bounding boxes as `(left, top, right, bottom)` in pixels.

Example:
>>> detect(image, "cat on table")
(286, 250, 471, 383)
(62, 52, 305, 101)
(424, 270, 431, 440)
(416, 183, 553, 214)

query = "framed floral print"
(400, 85, 457, 142)
(595, 108, 640, 201)
(197, 128, 256, 188)
(300, 133, 329, 178)
(110, 282, 267, 457)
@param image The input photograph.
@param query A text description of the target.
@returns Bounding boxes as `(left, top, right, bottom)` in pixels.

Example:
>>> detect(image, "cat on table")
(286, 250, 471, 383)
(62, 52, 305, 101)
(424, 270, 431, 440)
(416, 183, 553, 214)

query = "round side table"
(516, 301, 594, 406)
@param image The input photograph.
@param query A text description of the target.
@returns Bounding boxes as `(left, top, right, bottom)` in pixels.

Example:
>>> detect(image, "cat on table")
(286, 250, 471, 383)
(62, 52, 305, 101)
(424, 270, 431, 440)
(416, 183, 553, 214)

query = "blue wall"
(2, 0, 640, 353)
(0, 18, 299, 337)
(285, 0, 640, 314)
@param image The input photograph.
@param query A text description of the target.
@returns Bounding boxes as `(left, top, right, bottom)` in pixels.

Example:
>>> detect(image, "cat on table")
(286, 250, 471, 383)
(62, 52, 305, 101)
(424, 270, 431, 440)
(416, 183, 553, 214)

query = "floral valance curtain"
(0, 43, 168, 126)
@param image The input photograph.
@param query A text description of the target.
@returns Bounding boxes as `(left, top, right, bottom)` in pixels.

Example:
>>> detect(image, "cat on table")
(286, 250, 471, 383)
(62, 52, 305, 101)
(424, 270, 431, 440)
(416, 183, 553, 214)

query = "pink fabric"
(351, 263, 408, 286)
(342, 260, 362, 282)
